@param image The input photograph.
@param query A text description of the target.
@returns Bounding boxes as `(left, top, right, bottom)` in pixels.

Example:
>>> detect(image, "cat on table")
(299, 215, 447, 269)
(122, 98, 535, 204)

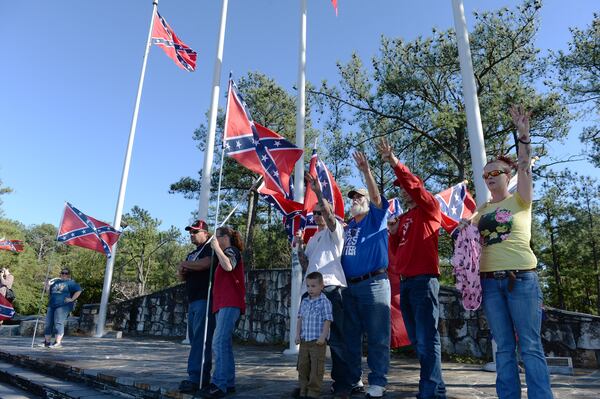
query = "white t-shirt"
(301, 220, 347, 295)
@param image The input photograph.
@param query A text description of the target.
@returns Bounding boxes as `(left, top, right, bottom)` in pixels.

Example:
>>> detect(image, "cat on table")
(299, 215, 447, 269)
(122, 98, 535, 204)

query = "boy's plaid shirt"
(298, 293, 333, 341)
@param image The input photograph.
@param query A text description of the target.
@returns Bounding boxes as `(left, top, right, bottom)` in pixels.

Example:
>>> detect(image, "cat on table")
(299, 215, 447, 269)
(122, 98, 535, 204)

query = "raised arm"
(353, 151, 382, 208)
(510, 105, 533, 203)
(306, 173, 336, 232)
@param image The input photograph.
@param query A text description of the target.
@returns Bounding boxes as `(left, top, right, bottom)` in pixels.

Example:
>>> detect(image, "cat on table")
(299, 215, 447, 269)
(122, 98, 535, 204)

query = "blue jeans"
(187, 299, 215, 386)
(342, 273, 390, 387)
(482, 272, 553, 399)
(400, 276, 446, 399)
(323, 285, 351, 393)
(44, 305, 70, 337)
(211, 307, 240, 392)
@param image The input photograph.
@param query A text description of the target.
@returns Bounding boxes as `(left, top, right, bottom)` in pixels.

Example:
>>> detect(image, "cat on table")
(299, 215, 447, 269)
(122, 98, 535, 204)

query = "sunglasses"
(313, 210, 323, 216)
(482, 170, 507, 179)
(60, 271, 69, 275)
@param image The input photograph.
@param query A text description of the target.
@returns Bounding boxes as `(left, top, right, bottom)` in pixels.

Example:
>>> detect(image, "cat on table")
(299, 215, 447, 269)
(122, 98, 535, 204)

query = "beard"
(350, 200, 369, 217)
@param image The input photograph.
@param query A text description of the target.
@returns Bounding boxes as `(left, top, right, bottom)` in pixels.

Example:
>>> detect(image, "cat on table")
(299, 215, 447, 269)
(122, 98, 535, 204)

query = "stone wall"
(78, 269, 600, 368)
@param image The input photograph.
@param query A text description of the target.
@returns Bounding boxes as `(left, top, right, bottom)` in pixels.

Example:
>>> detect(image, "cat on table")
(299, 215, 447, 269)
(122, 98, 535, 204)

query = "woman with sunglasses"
(201, 227, 246, 398)
(42, 268, 82, 349)
(471, 106, 553, 398)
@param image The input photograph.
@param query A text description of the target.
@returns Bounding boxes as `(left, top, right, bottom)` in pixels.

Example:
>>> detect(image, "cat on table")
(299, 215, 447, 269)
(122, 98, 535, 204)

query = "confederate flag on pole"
(57, 203, 121, 258)
(152, 11, 197, 72)
(223, 79, 303, 198)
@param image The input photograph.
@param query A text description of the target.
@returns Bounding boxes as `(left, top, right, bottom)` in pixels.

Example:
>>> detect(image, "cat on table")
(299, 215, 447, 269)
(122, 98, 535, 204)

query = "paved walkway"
(0, 336, 598, 398)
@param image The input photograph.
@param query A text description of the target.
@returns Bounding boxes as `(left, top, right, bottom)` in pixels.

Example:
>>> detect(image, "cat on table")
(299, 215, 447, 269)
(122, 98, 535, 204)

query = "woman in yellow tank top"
(474, 106, 553, 399)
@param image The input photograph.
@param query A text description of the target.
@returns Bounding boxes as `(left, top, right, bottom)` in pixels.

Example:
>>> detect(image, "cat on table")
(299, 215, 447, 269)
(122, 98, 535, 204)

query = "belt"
(348, 268, 387, 284)
(400, 274, 438, 282)
(480, 269, 536, 292)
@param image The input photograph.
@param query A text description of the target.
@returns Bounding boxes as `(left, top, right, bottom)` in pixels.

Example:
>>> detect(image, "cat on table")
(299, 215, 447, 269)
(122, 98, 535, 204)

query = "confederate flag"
(56, 203, 121, 258)
(152, 11, 197, 72)
(434, 182, 477, 238)
(223, 79, 303, 198)
(0, 239, 24, 252)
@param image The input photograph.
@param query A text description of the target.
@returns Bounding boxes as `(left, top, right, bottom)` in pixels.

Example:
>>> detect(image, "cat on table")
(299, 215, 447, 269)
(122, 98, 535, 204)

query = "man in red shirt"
(378, 139, 447, 399)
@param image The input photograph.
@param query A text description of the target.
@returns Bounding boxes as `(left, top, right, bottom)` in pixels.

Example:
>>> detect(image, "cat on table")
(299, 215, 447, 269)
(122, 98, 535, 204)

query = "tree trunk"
(545, 207, 565, 309)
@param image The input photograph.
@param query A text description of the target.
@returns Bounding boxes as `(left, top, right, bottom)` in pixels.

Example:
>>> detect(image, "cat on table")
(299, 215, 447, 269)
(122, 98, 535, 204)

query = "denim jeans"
(44, 305, 70, 336)
(482, 272, 553, 399)
(211, 307, 241, 392)
(323, 285, 351, 393)
(342, 273, 390, 387)
(187, 299, 215, 386)
(400, 276, 446, 399)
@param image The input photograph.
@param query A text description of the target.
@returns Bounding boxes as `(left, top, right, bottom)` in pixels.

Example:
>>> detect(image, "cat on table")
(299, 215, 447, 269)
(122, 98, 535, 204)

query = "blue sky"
(0, 0, 597, 232)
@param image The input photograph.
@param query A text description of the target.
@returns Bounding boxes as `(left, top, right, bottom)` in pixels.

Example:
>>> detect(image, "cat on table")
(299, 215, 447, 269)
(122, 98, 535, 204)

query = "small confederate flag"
(57, 203, 121, 258)
(224, 78, 303, 197)
(387, 198, 403, 220)
(0, 295, 15, 321)
(260, 182, 304, 242)
(301, 147, 345, 243)
(434, 182, 476, 238)
(0, 239, 24, 252)
(152, 11, 197, 72)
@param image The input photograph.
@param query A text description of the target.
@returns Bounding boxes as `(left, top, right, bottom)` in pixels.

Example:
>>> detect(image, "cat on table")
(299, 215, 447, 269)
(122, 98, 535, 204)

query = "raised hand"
(509, 105, 532, 142)
(352, 151, 370, 173)
(305, 173, 320, 194)
(377, 138, 398, 166)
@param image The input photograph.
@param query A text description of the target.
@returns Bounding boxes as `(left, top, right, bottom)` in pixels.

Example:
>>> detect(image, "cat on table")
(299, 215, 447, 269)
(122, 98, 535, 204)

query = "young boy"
(296, 271, 333, 399)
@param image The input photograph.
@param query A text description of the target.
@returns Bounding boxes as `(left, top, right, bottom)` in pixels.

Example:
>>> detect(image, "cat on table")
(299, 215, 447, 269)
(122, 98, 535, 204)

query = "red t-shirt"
(212, 246, 246, 314)
(389, 163, 441, 278)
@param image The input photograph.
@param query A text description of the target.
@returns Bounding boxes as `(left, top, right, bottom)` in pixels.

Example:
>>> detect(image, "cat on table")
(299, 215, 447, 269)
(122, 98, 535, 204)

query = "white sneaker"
(365, 385, 385, 398)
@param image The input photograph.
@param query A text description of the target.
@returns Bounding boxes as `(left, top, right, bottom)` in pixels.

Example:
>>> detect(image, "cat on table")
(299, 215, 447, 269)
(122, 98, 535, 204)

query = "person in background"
(295, 271, 333, 399)
(178, 219, 216, 395)
(200, 226, 246, 399)
(42, 267, 82, 348)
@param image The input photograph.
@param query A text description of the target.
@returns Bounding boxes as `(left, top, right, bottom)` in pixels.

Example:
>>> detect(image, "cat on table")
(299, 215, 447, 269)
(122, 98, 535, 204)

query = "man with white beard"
(341, 151, 390, 399)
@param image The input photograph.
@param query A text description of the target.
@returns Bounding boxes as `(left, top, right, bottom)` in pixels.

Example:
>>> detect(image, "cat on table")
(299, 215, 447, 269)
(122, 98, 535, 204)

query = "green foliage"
(534, 171, 600, 314)
(553, 13, 600, 166)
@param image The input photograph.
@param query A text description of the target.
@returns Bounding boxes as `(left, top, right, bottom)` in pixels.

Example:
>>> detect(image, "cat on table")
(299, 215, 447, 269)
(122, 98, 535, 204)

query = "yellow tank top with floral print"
(473, 192, 537, 272)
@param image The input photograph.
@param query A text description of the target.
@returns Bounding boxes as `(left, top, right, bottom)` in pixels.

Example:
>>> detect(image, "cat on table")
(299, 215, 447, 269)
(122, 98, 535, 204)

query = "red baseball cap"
(185, 219, 209, 232)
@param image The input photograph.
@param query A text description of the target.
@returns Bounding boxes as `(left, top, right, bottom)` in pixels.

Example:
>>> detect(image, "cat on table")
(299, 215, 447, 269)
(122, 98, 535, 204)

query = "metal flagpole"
(31, 257, 54, 348)
(284, 0, 307, 356)
(197, 0, 229, 222)
(451, 0, 488, 206)
(95, 0, 159, 338)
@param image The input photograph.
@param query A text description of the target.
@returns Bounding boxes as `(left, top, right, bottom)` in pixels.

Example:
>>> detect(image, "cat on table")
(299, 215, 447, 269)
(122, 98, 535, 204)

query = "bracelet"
(518, 138, 531, 144)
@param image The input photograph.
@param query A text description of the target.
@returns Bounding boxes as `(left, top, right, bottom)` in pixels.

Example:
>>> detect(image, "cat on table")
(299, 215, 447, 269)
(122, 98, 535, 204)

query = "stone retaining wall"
(78, 269, 600, 368)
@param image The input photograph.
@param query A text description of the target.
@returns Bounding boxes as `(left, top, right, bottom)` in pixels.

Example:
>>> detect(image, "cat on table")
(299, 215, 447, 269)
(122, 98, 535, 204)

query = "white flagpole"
(95, 0, 158, 338)
(197, 0, 229, 221)
(284, 0, 307, 356)
(451, 0, 488, 206)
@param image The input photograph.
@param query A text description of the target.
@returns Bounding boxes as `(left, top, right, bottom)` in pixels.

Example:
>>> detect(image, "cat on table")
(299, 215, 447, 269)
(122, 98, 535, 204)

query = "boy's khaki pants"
(298, 340, 326, 398)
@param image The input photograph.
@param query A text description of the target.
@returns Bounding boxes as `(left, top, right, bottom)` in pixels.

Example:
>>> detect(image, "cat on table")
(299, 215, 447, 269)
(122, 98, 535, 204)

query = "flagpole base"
(283, 345, 299, 356)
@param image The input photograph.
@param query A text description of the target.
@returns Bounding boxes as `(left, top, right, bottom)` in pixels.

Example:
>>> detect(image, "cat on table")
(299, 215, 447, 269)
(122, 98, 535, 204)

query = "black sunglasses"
(313, 210, 323, 216)
(60, 271, 70, 275)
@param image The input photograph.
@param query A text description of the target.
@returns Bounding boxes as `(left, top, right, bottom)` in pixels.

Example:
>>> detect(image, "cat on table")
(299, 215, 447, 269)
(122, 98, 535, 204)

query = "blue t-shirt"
(48, 279, 81, 309)
(342, 195, 389, 278)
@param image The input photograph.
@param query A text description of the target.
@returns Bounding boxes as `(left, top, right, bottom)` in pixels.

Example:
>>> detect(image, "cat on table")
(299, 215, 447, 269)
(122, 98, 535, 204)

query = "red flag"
(0, 239, 24, 252)
(57, 203, 121, 258)
(224, 79, 303, 197)
(435, 182, 477, 237)
(152, 11, 197, 72)
(302, 147, 344, 243)
(0, 295, 15, 321)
